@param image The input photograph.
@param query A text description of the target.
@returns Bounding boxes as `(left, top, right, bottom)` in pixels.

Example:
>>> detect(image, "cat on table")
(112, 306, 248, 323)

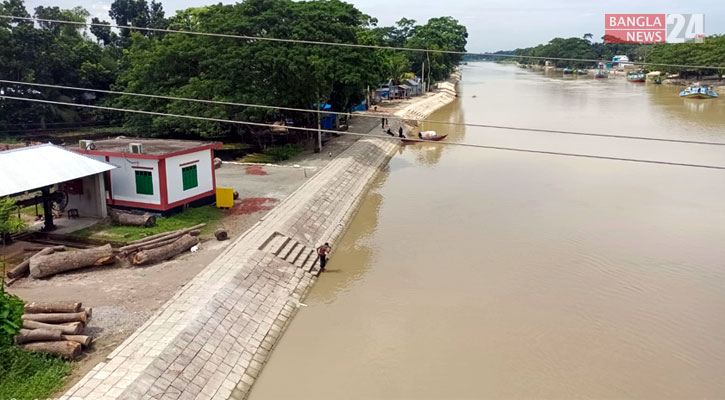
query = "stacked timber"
(16, 302, 93, 359)
(118, 223, 204, 265)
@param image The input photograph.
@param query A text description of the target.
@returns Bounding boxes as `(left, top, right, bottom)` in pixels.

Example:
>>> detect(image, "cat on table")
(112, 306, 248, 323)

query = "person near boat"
(398, 127, 405, 138)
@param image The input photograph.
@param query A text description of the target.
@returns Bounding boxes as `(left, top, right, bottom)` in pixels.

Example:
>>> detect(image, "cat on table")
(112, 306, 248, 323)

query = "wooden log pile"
(118, 224, 204, 264)
(16, 302, 93, 359)
(5, 246, 67, 285)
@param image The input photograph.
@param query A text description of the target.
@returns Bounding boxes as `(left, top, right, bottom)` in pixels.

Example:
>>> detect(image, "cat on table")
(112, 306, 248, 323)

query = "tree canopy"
(0, 0, 468, 140)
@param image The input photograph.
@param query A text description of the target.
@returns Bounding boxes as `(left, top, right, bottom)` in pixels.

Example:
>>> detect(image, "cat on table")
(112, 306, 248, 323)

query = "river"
(248, 63, 725, 399)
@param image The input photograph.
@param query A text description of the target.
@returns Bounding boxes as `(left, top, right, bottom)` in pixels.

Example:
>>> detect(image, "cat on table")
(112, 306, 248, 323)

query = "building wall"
(61, 174, 108, 218)
(165, 149, 214, 205)
(108, 156, 161, 205)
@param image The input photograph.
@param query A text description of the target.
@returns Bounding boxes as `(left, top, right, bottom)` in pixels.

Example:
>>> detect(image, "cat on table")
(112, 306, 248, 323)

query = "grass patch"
(238, 144, 303, 163)
(0, 346, 72, 400)
(71, 205, 225, 242)
(220, 142, 252, 150)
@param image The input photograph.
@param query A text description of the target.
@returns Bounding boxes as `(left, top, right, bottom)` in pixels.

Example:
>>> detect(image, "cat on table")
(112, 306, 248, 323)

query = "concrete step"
(305, 254, 319, 274)
(279, 240, 298, 260)
(287, 244, 306, 264)
(294, 249, 314, 269)
(271, 237, 291, 256)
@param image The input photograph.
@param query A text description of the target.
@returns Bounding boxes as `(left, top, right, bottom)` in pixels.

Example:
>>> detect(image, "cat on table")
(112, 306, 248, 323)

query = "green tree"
(0, 197, 25, 246)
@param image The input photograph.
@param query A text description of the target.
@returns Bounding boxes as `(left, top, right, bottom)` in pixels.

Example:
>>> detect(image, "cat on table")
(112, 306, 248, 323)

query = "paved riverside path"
(62, 137, 399, 400)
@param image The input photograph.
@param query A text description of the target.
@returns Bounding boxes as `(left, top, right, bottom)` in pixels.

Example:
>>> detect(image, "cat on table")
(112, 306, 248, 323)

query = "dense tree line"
(0, 0, 467, 139)
(511, 34, 725, 77)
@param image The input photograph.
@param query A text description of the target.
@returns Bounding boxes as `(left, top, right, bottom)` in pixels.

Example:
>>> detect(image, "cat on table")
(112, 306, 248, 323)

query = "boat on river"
(594, 70, 608, 79)
(574, 69, 587, 75)
(679, 85, 718, 99)
(401, 133, 448, 144)
(627, 72, 646, 82)
(562, 68, 574, 74)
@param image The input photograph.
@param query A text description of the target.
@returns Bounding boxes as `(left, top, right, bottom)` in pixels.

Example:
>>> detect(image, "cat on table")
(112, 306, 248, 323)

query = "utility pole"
(315, 99, 322, 153)
(421, 60, 425, 94)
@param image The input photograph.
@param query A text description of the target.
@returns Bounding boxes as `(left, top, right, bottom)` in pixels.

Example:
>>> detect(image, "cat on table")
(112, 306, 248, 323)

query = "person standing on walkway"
(381, 117, 385, 129)
(398, 126, 405, 138)
(317, 243, 331, 272)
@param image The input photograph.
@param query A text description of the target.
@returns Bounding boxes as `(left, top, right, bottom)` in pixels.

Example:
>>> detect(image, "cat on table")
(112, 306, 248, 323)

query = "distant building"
(74, 138, 222, 213)
(405, 78, 423, 96)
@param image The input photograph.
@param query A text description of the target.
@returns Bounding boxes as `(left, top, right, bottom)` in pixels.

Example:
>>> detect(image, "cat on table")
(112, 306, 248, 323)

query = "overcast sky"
(23, 0, 725, 51)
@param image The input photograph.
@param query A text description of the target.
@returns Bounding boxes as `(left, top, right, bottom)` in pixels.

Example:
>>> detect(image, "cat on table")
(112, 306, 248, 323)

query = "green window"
(135, 170, 154, 195)
(182, 165, 198, 191)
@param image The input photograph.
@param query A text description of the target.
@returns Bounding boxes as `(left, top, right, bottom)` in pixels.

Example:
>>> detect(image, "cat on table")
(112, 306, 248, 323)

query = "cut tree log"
(125, 223, 206, 246)
(25, 301, 82, 314)
(214, 229, 228, 241)
(6, 246, 66, 279)
(24, 245, 66, 252)
(22, 311, 88, 324)
(128, 230, 200, 254)
(61, 334, 92, 347)
(109, 209, 156, 227)
(214, 157, 223, 169)
(132, 234, 199, 266)
(14, 328, 62, 345)
(82, 307, 92, 320)
(21, 341, 82, 359)
(22, 320, 83, 335)
(30, 244, 114, 278)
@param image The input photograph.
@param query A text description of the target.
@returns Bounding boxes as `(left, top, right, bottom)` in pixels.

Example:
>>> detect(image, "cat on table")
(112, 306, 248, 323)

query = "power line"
(3, 79, 724, 147)
(0, 15, 723, 71)
(2, 94, 725, 171)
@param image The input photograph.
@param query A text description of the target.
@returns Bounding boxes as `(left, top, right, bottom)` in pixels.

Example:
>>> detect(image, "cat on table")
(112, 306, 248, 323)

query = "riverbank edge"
(60, 73, 460, 400)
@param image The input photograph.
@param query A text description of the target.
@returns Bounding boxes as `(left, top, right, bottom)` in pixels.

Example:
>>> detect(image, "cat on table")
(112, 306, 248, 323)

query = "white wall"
(108, 156, 161, 205)
(61, 174, 107, 218)
(165, 149, 214, 205)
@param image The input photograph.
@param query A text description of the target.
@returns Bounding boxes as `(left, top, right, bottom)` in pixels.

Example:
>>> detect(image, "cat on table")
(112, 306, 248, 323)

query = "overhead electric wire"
(2, 94, 725, 172)
(2, 79, 724, 147)
(0, 15, 724, 70)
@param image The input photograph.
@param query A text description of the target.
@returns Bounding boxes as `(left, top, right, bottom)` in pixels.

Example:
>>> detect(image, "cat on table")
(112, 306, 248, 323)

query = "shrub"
(0, 277, 24, 348)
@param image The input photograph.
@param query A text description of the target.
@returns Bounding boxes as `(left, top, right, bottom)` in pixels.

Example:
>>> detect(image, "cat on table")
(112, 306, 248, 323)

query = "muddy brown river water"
(248, 63, 725, 399)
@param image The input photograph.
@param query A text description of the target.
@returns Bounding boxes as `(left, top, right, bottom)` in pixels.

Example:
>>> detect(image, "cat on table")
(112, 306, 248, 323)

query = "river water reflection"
(248, 63, 725, 399)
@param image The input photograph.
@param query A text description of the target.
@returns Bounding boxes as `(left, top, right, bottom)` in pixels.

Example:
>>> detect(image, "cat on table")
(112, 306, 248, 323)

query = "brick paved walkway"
(62, 137, 399, 400)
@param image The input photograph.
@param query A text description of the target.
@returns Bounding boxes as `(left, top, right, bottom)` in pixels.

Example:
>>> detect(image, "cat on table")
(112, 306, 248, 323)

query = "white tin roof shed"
(0, 143, 116, 197)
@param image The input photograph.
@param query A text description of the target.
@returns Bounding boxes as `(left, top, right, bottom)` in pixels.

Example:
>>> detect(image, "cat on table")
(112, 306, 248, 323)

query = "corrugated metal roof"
(0, 143, 117, 197)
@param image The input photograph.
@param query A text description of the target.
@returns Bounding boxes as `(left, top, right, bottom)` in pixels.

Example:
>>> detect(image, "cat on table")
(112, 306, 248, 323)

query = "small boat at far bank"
(401, 134, 448, 144)
(594, 70, 608, 79)
(679, 85, 718, 99)
(562, 68, 574, 74)
(627, 71, 646, 82)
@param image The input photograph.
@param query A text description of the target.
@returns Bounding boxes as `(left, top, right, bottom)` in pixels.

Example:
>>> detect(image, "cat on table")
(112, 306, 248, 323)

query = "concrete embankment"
(62, 71, 461, 400)
(61, 137, 399, 400)
(396, 71, 461, 123)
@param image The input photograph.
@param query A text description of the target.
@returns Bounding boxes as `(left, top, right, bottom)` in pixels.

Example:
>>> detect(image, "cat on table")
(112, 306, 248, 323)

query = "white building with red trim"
(74, 138, 222, 213)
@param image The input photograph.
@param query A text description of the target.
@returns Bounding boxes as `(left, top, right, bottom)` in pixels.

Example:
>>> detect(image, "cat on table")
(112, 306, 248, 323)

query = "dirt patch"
(245, 165, 268, 175)
(229, 198, 279, 215)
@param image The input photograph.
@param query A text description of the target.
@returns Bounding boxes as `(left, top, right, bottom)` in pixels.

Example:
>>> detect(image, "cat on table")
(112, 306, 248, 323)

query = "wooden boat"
(627, 72, 646, 82)
(401, 134, 448, 144)
(574, 69, 587, 75)
(562, 68, 574, 74)
(679, 85, 718, 99)
(594, 70, 608, 79)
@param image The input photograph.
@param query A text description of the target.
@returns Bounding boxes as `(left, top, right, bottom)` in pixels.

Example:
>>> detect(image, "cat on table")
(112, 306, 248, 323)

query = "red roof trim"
(131, 166, 154, 170)
(73, 142, 223, 160)
(179, 159, 200, 167)
(110, 199, 166, 211)
(166, 190, 216, 209)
